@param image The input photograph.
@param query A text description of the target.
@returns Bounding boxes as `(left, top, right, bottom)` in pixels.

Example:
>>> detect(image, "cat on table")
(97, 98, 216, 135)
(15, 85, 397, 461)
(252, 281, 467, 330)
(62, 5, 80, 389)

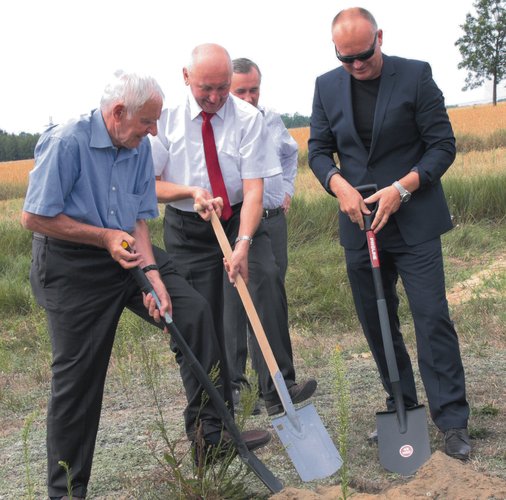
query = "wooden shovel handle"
(205, 209, 281, 378)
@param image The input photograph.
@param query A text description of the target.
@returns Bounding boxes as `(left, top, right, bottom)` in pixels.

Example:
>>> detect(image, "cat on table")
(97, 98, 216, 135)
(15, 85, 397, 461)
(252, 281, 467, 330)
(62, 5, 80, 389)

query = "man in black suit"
(309, 7, 470, 460)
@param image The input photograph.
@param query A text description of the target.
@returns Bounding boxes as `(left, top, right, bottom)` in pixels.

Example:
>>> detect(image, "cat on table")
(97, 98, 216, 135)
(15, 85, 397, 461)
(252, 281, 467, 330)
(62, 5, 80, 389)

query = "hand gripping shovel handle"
(197, 211, 343, 482)
(121, 242, 283, 493)
(356, 186, 407, 433)
(202, 210, 301, 430)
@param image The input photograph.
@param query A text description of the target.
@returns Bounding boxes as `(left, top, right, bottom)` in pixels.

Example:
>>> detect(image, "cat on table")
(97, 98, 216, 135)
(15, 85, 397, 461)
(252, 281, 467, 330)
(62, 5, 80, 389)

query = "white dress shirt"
(150, 92, 281, 212)
(260, 107, 299, 209)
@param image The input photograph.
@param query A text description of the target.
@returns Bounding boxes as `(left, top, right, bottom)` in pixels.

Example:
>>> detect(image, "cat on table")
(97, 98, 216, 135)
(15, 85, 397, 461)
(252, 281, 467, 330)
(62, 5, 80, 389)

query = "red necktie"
(201, 111, 233, 220)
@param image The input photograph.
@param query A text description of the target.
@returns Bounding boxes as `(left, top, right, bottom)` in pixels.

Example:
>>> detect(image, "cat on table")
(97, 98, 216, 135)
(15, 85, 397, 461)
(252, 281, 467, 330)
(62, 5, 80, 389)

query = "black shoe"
(264, 379, 317, 416)
(51, 497, 85, 500)
(193, 428, 271, 466)
(444, 428, 471, 460)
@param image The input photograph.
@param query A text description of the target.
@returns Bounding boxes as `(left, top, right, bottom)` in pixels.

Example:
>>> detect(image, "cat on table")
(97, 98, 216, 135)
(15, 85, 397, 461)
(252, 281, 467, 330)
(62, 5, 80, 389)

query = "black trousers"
(163, 205, 295, 403)
(344, 225, 469, 431)
(30, 236, 226, 498)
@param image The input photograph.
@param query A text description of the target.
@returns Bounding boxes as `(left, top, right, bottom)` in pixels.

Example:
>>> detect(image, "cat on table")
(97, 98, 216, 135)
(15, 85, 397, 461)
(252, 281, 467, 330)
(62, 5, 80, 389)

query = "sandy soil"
(270, 451, 506, 499)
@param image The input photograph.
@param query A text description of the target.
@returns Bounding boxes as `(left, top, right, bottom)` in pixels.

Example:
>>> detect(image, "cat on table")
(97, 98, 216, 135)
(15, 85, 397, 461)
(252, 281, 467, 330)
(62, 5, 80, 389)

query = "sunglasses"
(335, 32, 378, 64)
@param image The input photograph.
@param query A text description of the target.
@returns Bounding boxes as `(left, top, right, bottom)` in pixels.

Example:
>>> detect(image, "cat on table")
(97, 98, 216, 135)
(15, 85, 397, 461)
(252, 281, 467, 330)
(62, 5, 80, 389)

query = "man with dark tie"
(150, 43, 316, 419)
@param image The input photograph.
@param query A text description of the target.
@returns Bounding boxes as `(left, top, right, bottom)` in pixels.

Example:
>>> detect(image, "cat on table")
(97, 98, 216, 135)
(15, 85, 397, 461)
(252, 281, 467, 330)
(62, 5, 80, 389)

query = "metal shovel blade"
(376, 404, 431, 476)
(272, 403, 343, 482)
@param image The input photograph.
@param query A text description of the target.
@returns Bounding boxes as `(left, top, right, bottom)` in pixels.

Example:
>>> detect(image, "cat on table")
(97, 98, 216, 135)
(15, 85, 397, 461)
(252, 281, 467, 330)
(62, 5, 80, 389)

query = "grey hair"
(100, 69, 164, 115)
(332, 7, 378, 30)
(232, 58, 262, 82)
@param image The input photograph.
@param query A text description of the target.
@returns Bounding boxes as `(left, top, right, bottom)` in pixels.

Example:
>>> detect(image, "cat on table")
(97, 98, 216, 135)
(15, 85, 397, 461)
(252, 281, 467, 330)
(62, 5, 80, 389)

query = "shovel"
(357, 184, 431, 476)
(123, 246, 283, 494)
(201, 208, 342, 482)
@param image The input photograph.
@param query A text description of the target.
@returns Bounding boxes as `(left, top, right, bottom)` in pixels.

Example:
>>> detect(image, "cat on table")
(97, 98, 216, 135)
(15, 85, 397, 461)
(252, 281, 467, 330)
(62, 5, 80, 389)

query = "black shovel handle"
(355, 186, 407, 433)
(124, 246, 283, 493)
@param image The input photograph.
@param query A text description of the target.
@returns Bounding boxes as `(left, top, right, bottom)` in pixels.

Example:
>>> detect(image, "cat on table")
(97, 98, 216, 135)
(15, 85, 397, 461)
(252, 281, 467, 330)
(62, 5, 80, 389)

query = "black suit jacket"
(309, 55, 456, 249)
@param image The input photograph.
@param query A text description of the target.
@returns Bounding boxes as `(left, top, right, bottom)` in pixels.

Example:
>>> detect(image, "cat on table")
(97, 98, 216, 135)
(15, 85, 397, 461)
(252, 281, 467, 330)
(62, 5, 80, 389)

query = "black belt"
(262, 207, 283, 219)
(32, 232, 100, 250)
(166, 202, 243, 219)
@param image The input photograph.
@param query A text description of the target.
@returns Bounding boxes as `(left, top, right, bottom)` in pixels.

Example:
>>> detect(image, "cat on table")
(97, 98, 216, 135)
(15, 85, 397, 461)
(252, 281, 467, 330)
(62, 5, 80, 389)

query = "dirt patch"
(270, 451, 506, 499)
(447, 254, 506, 305)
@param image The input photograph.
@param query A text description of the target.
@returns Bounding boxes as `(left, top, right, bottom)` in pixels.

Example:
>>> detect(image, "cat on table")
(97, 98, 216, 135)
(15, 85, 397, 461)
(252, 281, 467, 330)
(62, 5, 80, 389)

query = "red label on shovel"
(366, 231, 380, 268)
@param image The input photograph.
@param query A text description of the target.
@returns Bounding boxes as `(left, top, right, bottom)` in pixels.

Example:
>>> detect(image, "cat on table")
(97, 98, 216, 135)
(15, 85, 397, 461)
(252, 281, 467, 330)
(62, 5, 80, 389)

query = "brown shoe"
(193, 428, 271, 466)
(265, 379, 317, 416)
(232, 429, 271, 451)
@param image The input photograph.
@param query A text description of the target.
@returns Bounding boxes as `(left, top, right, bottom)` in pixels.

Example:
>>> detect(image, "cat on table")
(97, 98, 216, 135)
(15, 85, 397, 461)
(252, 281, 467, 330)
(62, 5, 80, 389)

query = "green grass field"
(0, 128, 505, 497)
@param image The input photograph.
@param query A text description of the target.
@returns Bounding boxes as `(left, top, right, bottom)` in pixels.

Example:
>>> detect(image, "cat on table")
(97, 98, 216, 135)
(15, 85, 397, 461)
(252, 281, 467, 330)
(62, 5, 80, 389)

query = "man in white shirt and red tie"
(150, 43, 316, 417)
(223, 57, 300, 410)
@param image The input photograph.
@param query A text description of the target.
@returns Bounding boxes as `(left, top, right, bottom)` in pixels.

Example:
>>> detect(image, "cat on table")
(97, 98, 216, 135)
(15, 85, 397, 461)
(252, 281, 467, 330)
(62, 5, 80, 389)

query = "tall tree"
(455, 0, 506, 105)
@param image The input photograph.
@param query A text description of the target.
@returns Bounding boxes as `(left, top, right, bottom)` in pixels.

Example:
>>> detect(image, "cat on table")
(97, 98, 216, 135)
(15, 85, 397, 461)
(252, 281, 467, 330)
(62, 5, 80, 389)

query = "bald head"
(331, 7, 383, 80)
(183, 43, 232, 113)
(332, 7, 377, 31)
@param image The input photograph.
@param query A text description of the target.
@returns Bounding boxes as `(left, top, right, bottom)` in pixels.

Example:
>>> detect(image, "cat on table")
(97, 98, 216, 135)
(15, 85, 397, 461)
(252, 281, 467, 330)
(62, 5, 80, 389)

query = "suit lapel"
(339, 70, 367, 154)
(370, 55, 396, 159)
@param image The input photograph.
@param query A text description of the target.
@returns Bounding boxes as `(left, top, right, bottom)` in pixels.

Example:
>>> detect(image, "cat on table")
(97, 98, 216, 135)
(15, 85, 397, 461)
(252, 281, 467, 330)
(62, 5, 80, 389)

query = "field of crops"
(288, 102, 506, 150)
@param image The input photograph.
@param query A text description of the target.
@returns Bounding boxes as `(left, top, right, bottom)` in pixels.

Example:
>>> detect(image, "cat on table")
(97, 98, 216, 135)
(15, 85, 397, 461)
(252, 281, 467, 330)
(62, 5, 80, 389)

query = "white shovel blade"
(272, 403, 343, 482)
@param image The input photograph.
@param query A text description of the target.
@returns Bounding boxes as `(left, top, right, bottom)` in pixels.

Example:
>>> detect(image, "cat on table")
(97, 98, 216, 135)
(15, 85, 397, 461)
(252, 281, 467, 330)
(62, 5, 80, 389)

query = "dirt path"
(447, 254, 506, 305)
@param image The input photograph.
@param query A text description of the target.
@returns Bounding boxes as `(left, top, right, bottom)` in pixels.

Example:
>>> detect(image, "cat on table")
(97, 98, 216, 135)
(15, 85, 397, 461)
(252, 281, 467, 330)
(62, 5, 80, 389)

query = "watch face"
(402, 192, 411, 202)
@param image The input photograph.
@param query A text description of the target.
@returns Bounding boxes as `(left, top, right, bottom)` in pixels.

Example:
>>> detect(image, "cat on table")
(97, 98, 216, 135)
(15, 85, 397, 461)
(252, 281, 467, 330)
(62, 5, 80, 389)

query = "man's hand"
(363, 186, 401, 233)
(193, 188, 223, 221)
(142, 273, 173, 331)
(103, 230, 142, 268)
(329, 175, 370, 230)
(223, 239, 250, 285)
(282, 193, 292, 214)
(121, 239, 173, 333)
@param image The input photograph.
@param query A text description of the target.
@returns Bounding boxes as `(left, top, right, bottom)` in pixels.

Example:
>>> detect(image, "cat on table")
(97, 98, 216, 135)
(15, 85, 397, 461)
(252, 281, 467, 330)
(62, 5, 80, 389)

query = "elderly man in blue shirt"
(22, 69, 270, 500)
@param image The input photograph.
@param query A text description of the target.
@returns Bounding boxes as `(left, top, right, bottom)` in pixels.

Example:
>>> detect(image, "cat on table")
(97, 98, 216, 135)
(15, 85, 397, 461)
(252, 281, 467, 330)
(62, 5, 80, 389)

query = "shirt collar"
(188, 90, 229, 121)
(90, 109, 115, 149)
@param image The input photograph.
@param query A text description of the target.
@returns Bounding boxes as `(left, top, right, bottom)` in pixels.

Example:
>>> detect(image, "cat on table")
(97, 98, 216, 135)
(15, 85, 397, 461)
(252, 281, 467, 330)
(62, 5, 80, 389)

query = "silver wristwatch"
(392, 181, 411, 203)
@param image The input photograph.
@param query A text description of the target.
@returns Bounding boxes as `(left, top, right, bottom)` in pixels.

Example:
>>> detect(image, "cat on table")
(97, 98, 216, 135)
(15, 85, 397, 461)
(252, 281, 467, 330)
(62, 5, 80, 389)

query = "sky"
(1, 0, 504, 134)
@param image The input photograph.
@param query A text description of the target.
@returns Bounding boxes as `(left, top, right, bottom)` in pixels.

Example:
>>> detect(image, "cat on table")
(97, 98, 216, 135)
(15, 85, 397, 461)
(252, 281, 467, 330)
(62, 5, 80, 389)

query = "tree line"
(0, 130, 40, 162)
(280, 113, 311, 129)
(0, 114, 312, 162)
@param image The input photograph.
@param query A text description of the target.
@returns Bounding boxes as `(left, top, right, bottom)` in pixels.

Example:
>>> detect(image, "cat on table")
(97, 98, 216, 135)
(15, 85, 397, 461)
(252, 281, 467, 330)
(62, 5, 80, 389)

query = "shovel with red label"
(357, 184, 431, 476)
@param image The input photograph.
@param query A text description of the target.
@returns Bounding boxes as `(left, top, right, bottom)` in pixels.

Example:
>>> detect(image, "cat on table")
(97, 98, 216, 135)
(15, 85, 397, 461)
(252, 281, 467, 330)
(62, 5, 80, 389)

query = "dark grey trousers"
(163, 205, 295, 403)
(344, 227, 469, 431)
(30, 236, 226, 498)
(223, 209, 289, 392)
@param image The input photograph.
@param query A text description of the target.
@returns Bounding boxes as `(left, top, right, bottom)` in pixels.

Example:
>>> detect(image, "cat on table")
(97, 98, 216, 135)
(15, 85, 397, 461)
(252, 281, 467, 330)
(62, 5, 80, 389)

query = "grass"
(0, 103, 505, 496)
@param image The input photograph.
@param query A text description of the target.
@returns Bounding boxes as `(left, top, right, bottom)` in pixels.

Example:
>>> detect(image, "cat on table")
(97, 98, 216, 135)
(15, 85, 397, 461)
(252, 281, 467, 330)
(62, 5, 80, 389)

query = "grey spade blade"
(272, 403, 343, 482)
(376, 404, 431, 476)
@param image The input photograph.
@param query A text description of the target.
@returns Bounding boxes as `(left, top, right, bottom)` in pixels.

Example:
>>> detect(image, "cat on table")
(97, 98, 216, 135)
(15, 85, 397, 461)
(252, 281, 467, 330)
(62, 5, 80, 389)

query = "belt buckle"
(264, 209, 269, 219)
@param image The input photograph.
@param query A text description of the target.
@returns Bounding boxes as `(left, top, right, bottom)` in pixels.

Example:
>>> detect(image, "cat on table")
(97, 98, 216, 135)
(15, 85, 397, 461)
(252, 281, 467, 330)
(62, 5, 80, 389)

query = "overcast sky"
(1, 0, 504, 134)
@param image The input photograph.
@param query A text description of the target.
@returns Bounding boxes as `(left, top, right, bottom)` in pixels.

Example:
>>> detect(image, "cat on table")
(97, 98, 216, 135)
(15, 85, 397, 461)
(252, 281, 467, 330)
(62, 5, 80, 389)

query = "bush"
(455, 133, 486, 153)
(485, 129, 506, 150)
(455, 129, 506, 153)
